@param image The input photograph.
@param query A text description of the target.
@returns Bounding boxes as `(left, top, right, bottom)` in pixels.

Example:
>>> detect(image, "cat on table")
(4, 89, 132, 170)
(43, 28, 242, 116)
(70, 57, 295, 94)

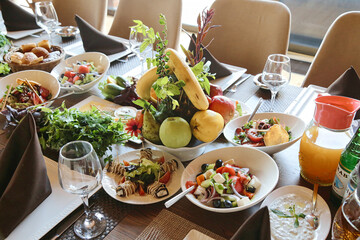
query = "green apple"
(159, 117, 192, 148)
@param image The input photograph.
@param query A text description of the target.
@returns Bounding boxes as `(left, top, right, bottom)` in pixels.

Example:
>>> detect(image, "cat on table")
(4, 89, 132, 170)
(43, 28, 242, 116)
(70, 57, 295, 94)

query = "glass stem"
(270, 90, 277, 112)
(81, 194, 91, 218)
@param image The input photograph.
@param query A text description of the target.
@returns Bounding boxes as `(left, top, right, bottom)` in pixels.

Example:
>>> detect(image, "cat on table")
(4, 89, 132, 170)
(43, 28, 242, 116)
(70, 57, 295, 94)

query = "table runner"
(135, 209, 226, 240)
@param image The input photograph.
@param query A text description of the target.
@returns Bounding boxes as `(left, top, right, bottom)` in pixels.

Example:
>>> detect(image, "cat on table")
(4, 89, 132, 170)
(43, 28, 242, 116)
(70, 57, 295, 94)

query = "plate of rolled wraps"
(102, 148, 184, 204)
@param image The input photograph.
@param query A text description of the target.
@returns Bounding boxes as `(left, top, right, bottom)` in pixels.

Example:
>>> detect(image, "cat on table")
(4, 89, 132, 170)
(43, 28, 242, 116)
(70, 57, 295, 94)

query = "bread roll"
(10, 52, 24, 64)
(31, 47, 49, 58)
(37, 40, 51, 51)
(21, 52, 38, 64)
(20, 43, 36, 52)
(30, 56, 43, 65)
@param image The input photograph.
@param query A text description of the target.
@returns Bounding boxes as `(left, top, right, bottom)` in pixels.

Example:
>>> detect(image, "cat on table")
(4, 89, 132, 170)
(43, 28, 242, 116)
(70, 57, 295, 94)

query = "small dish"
(55, 26, 79, 40)
(260, 185, 331, 240)
(181, 146, 279, 213)
(253, 73, 269, 90)
(223, 112, 306, 155)
(51, 52, 110, 93)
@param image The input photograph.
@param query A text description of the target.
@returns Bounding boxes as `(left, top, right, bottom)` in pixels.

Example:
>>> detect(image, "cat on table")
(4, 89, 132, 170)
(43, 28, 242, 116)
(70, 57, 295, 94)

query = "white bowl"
(51, 52, 110, 93)
(0, 70, 60, 107)
(145, 138, 210, 162)
(181, 146, 279, 213)
(223, 112, 306, 155)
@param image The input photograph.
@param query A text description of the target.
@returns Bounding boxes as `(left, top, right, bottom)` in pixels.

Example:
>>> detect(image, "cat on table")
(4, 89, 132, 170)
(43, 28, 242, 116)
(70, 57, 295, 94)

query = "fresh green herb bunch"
(37, 103, 129, 162)
(0, 33, 10, 49)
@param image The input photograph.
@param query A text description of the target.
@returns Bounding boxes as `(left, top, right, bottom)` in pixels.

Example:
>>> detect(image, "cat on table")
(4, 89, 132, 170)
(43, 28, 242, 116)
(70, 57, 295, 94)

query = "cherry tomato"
(185, 181, 197, 194)
(78, 65, 90, 74)
(32, 93, 42, 105)
(243, 190, 254, 199)
(230, 176, 243, 193)
(216, 166, 224, 174)
(237, 172, 250, 185)
(246, 129, 263, 143)
(64, 71, 76, 78)
(73, 75, 81, 83)
(39, 86, 50, 99)
(139, 185, 146, 196)
(159, 171, 171, 184)
(222, 164, 236, 176)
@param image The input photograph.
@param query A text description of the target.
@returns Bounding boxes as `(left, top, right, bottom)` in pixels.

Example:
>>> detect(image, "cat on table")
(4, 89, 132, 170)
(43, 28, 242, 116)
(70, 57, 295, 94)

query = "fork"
(227, 75, 251, 93)
(145, 227, 160, 240)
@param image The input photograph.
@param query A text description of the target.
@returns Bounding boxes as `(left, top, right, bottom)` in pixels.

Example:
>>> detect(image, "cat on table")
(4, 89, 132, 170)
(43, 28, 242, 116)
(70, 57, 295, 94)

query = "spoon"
(247, 97, 263, 122)
(305, 183, 319, 229)
(164, 185, 195, 208)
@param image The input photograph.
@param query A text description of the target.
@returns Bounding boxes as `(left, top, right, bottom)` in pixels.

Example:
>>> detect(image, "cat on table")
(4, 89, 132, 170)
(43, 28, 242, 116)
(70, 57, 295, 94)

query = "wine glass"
(262, 54, 291, 112)
(129, 28, 152, 76)
(58, 141, 106, 239)
(34, 1, 60, 42)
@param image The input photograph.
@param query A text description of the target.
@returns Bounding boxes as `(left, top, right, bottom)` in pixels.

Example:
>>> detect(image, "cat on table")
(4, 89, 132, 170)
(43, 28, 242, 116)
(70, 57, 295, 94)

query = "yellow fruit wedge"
(165, 48, 209, 110)
(136, 67, 158, 103)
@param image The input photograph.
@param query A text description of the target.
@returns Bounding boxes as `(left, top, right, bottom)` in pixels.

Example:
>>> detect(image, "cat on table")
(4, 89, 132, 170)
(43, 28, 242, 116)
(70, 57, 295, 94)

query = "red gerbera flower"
(125, 118, 142, 137)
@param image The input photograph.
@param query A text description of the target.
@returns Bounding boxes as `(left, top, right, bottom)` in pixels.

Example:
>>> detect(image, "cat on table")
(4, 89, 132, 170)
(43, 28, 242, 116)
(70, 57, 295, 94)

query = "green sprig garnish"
(271, 205, 306, 228)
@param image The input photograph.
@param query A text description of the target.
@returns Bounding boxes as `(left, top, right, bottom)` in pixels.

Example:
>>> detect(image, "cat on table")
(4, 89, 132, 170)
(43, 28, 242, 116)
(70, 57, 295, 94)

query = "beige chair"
(302, 11, 360, 88)
(108, 0, 182, 49)
(27, 0, 107, 32)
(202, 0, 291, 75)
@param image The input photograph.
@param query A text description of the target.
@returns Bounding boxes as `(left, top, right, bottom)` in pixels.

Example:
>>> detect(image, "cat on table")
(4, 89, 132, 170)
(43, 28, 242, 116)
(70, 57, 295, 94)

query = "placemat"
(58, 189, 133, 240)
(135, 209, 226, 240)
(225, 75, 260, 103)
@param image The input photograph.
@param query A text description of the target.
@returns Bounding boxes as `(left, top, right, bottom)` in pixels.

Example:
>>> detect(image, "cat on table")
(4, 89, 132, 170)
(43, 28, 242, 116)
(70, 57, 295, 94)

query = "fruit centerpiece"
(130, 11, 239, 154)
(119, 10, 240, 157)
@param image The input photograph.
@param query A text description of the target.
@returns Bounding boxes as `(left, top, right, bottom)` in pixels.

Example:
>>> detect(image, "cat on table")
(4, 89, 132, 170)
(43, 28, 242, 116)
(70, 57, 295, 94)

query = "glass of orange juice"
(299, 125, 350, 186)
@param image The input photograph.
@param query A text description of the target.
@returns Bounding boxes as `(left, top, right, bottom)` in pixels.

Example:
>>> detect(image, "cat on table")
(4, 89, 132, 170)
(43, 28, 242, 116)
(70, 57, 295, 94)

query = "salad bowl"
(181, 146, 279, 213)
(223, 112, 306, 155)
(0, 70, 60, 108)
(51, 52, 110, 93)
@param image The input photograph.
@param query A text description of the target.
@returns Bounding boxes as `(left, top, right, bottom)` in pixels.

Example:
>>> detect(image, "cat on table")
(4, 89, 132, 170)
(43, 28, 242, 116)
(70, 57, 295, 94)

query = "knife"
(224, 75, 251, 93)
(49, 202, 95, 240)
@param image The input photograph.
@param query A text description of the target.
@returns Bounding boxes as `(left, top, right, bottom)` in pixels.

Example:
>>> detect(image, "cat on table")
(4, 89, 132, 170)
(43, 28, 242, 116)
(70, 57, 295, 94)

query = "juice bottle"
(299, 96, 360, 186)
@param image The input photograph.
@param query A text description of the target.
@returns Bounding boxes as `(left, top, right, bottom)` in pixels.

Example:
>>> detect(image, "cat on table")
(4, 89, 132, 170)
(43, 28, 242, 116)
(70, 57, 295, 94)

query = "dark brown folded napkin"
(0, 113, 51, 238)
(326, 66, 360, 119)
(230, 206, 271, 240)
(75, 15, 127, 55)
(188, 34, 232, 79)
(0, 0, 39, 31)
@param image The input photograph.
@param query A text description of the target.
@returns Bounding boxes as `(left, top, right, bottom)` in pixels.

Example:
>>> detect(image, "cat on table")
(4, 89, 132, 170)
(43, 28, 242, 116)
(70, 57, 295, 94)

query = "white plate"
(183, 229, 214, 240)
(102, 150, 184, 205)
(223, 112, 306, 155)
(6, 29, 43, 40)
(7, 157, 99, 240)
(181, 146, 279, 213)
(51, 52, 110, 93)
(260, 185, 331, 240)
(253, 73, 269, 90)
(63, 36, 132, 63)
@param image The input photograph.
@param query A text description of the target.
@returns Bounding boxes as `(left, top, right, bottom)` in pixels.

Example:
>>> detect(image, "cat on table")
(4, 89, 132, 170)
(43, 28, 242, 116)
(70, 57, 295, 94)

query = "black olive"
(213, 199, 221, 208)
(201, 163, 208, 172)
(246, 186, 256, 193)
(224, 200, 232, 208)
(215, 159, 223, 169)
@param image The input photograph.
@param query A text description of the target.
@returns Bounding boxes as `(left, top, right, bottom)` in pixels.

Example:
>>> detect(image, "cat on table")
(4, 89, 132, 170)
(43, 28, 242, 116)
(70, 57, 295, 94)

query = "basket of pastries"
(4, 40, 65, 73)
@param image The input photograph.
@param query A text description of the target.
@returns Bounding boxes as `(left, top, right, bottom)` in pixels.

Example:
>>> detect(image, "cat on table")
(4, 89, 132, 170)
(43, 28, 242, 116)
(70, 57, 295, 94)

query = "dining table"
(2, 31, 339, 240)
